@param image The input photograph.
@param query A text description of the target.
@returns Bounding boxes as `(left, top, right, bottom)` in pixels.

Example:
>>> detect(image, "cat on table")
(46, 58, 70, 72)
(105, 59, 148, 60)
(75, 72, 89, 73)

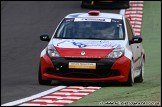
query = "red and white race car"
(39, 10, 145, 86)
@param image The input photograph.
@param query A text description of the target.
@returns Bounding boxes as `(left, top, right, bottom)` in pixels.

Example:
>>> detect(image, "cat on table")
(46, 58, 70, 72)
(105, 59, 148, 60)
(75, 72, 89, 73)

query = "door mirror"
(129, 36, 142, 44)
(40, 34, 50, 42)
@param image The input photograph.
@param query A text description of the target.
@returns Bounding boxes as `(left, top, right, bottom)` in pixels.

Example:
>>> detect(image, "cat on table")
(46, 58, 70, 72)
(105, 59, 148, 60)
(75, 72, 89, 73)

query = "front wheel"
(38, 64, 52, 85)
(122, 61, 134, 86)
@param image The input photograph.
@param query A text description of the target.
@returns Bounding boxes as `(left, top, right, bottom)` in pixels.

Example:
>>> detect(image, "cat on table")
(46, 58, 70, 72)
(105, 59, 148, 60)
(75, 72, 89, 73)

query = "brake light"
(88, 10, 100, 16)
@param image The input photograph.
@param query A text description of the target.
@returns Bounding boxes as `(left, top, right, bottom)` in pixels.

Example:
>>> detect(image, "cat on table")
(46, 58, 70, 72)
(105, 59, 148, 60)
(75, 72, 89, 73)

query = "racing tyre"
(135, 58, 144, 83)
(122, 61, 134, 86)
(38, 64, 52, 85)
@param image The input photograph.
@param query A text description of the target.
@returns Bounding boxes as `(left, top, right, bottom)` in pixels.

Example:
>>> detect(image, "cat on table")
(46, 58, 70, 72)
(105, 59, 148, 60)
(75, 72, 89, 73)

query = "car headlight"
(106, 47, 125, 58)
(47, 45, 60, 57)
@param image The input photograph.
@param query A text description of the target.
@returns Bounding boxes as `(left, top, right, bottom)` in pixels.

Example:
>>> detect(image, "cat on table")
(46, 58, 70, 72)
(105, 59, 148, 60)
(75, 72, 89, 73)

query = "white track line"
(31, 99, 74, 103)
(19, 103, 64, 106)
(67, 86, 101, 89)
(125, 11, 143, 14)
(1, 86, 66, 106)
(130, 1, 144, 4)
(60, 89, 96, 92)
(52, 92, 90, 96)
(130, 4, 143, 6)
(43, 96, 82, 99)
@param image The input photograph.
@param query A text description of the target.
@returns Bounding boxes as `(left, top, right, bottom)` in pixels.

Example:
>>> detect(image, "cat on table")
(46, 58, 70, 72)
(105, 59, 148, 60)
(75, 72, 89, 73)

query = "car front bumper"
(40, 54, 131, 82)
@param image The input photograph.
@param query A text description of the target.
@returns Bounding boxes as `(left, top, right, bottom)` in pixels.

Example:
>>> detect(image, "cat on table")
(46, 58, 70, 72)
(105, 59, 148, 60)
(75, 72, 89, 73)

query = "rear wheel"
(38, 64, 52, 85)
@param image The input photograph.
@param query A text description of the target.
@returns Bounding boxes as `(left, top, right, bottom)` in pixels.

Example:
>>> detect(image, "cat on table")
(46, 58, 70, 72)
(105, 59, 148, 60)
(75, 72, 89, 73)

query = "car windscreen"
(54, 18, 125, 40)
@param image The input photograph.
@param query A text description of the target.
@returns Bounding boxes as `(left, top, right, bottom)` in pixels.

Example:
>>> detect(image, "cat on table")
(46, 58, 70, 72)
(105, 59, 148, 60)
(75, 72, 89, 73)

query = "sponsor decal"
(69, 62, 96, 69)
(74, 18, 111, 22)
(55, 40, 121, 49)
(72, 42, 87, 48)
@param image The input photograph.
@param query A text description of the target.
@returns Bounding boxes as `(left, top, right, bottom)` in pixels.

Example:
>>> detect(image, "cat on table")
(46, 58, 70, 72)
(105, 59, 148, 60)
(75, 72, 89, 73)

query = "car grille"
(46, 68, 120, 78)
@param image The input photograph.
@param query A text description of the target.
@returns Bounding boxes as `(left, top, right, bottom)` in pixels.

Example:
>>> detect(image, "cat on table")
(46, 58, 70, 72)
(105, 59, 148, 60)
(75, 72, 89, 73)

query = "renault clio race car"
(81, 1, 130, 9)
(39, 10, 145, 86)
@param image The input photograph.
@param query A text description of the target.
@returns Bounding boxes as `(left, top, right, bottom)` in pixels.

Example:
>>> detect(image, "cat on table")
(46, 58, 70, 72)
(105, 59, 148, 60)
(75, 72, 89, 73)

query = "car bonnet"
(52, 38, 124, 58)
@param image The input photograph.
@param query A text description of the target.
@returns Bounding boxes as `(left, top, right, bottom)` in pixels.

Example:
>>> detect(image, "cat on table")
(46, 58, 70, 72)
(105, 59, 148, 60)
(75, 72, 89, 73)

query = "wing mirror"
(129, 36, 142, 44)
(40, 34, 50, 42)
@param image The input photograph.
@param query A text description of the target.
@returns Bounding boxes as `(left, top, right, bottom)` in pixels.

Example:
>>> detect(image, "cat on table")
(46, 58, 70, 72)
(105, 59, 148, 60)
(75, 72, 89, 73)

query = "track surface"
(1, 1, 120, 104)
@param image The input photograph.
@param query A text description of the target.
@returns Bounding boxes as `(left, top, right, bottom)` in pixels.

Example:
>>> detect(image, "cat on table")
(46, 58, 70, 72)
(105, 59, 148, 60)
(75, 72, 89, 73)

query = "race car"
(81, 1, 130, 9)
(39, 10, 145, 86)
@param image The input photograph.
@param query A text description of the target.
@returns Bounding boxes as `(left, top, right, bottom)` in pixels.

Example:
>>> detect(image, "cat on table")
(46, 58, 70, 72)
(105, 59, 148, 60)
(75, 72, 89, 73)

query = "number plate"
(69, 62, 96, 69)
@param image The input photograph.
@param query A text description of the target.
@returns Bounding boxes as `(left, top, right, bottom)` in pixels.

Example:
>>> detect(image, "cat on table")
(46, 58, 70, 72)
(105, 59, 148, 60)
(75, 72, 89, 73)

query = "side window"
(125, 18, 134, 41)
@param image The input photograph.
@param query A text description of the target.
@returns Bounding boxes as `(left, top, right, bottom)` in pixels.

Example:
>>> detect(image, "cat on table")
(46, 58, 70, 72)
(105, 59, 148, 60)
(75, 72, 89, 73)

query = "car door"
(125, 18, 142, 73)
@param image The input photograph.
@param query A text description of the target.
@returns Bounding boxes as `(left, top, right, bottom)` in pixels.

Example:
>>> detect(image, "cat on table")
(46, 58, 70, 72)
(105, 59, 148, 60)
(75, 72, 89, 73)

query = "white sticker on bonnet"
(74, 18, 111, 22)
(54, 40, 121, 49)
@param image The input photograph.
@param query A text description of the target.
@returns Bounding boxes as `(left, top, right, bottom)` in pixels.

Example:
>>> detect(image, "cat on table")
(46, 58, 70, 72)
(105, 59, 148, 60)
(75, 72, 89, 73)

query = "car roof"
(65, 11, 123, 20)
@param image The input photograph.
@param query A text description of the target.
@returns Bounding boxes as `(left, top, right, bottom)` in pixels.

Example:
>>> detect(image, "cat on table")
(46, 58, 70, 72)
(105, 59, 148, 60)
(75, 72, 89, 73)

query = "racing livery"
(39, 10, 145, 86)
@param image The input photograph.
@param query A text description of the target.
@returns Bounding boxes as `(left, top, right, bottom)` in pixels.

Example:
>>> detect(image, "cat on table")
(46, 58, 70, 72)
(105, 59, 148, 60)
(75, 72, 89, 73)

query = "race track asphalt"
(1, 1, 120, 104)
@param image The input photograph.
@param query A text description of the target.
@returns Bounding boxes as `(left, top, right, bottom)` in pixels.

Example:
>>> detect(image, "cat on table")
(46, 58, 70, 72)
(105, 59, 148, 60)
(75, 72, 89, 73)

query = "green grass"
(68, 1, 161, 106)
